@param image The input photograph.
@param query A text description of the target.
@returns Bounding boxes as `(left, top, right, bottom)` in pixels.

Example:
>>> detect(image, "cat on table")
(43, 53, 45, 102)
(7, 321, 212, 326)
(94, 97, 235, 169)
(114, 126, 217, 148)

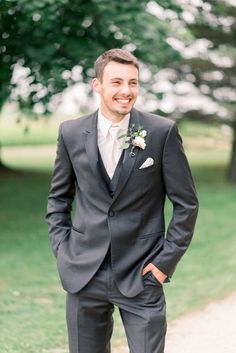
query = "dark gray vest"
(97, 148, 124, 198)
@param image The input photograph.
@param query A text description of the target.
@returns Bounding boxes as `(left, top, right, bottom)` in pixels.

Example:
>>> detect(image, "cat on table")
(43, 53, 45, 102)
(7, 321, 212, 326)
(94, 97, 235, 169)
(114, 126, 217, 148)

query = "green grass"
(165, 178, 236, 317)
(0, 110, 79, 147)
(0, 111, 232, 147)
(0, 117, 59, 146)
(0, 173, 67, 353)
(1, 146, 56, 171)
(0, 119, 236, 352)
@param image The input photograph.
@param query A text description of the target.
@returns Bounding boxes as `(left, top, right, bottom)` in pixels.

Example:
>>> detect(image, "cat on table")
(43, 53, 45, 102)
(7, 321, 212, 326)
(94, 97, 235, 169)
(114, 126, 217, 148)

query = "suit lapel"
(83, 111, 112, 198)
(112, 108, 141, 203)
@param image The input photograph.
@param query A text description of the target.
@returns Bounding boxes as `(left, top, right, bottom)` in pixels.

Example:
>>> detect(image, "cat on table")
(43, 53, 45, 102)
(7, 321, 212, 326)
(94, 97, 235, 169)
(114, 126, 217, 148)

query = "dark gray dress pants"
(66, 257, 166, 353)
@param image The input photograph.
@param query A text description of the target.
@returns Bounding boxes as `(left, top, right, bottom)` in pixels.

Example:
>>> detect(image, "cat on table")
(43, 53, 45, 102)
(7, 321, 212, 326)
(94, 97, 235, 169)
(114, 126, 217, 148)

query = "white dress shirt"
(97, 110, 130, 178)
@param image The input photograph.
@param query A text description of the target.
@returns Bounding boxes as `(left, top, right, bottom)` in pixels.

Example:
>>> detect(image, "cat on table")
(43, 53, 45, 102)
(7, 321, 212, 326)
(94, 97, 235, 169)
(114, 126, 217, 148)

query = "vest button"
(108, 210, 115, 217)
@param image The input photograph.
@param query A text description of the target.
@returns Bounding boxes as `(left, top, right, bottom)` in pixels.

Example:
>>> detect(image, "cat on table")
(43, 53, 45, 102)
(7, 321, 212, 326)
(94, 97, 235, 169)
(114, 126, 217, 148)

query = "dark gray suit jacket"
(46, 108, 198, 297)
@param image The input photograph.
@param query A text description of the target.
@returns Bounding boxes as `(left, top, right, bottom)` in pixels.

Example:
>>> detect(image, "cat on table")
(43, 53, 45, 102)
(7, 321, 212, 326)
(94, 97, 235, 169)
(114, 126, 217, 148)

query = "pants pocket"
(143, 272, 163, 287)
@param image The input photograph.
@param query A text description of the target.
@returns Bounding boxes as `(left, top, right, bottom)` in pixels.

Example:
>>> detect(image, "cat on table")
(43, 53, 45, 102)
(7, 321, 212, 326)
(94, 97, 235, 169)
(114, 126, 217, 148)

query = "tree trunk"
(0, 142, 14, 175)
(0, 159, 13, 174)
(227, 122, 236, 183)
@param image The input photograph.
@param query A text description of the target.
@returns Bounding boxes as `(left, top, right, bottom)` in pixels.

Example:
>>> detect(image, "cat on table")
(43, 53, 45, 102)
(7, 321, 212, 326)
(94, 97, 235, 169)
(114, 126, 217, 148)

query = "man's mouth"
(114, 98, 131, 104)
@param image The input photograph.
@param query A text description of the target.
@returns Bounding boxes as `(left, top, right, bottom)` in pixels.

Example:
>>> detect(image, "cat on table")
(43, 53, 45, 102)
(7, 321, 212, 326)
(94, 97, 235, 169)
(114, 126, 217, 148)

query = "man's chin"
(115, 105, 133, 116)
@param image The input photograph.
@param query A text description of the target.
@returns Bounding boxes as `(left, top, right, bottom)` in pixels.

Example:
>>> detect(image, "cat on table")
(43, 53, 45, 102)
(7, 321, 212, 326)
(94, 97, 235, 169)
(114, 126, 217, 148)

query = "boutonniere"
(118, 124, 147, 157)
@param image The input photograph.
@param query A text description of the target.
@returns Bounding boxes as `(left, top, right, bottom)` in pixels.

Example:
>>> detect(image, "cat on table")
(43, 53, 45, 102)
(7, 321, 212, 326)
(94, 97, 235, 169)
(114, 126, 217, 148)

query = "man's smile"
(114, 97, 132, 105)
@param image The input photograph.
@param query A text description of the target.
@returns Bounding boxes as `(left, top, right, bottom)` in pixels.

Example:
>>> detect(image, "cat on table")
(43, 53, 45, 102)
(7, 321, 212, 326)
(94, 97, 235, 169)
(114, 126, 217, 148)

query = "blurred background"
(0, 1, 236, 352)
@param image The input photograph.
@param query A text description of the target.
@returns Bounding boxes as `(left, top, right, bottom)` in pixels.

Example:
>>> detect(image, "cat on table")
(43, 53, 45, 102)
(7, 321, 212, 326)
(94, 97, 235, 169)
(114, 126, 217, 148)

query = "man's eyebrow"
(110, 77, 138, 81)
(110, 77, 123, 81)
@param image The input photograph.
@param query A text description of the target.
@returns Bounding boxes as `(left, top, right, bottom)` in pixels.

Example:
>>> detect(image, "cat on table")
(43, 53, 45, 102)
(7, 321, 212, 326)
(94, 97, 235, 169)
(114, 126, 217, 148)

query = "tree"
(0, 0, 180, 113)
(0, 0, 180, 170)
(155, 0, 236, 182)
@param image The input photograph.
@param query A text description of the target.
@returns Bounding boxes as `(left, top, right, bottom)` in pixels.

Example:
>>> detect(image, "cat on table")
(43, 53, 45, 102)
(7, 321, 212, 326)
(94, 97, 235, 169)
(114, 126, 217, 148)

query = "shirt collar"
(97, 109, 130, 139)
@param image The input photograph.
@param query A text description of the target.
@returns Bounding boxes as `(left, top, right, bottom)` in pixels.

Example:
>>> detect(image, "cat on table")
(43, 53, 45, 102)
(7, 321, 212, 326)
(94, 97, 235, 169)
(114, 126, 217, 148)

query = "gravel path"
(113, 291, 236, 353)
(165, 291, 236, 353)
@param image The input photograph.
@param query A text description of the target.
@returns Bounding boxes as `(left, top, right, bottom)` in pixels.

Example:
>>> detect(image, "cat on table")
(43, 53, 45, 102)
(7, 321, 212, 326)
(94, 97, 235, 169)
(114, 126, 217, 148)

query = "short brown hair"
(94, 48, 139, 81)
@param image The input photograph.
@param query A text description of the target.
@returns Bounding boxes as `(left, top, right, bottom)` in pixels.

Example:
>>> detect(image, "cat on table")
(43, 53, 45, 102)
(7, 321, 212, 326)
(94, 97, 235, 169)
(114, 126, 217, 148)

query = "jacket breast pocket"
(133, 163, 159, 175)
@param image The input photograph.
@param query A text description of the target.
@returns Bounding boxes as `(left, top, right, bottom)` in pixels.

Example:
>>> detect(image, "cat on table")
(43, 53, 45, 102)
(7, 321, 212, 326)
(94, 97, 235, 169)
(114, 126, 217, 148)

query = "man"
(46, 48, 198, 353)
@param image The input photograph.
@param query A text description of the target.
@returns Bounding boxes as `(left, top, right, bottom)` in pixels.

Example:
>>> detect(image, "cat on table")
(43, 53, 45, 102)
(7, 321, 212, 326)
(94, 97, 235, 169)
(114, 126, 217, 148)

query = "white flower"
(140, 130, 147, 138)
(118, 124, 147, 155)
(132, 136, 146, 150)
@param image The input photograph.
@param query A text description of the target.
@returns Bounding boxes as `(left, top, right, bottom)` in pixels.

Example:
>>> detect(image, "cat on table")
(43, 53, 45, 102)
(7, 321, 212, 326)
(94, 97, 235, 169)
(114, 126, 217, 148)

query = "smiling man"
(46, 48, 198, 353)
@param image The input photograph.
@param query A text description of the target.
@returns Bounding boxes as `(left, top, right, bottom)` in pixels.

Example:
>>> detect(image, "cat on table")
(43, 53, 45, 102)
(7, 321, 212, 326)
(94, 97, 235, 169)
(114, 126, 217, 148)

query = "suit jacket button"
(108, 210, 115, 217)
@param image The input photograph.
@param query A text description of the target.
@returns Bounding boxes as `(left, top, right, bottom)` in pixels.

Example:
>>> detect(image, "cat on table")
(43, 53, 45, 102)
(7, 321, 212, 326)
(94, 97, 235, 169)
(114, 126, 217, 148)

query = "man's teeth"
(116, 99, 130, 103)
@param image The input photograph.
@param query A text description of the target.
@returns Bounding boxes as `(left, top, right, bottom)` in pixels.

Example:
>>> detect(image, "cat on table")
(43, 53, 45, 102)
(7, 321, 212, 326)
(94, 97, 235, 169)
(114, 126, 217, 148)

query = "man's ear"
(92, 78, 101, 93)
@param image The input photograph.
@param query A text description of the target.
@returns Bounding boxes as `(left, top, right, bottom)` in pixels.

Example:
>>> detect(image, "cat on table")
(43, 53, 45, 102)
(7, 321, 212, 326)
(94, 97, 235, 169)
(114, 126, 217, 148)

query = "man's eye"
(112, 81, 120, 85)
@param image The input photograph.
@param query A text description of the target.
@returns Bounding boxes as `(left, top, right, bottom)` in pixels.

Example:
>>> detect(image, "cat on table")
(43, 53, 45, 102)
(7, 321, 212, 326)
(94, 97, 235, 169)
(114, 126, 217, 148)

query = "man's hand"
(142, 263, 167, 285)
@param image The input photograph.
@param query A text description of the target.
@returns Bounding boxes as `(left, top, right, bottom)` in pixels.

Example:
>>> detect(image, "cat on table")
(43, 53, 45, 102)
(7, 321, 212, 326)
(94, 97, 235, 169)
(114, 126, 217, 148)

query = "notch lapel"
(83, 112, 112, 199)
(112, 108, 141, 203)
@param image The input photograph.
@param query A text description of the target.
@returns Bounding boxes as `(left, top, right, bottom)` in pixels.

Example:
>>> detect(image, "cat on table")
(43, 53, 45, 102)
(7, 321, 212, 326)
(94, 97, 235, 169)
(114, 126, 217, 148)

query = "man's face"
(92, 61, 139, 121)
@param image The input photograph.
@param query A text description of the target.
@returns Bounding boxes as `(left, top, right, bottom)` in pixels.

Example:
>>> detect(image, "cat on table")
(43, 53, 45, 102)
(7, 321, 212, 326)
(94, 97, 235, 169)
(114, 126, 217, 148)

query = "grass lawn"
(0, 119, 235, 352)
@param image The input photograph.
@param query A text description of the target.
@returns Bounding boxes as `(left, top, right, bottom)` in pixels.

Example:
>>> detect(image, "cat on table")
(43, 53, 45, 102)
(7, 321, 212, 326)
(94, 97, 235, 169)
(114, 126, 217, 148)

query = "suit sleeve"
(45, 123, 75, 257)
(153, 122, 199, 278)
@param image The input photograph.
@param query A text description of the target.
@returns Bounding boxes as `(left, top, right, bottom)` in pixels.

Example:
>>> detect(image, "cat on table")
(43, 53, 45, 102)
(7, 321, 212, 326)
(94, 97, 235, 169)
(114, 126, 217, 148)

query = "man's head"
(92, 48, 139, 122)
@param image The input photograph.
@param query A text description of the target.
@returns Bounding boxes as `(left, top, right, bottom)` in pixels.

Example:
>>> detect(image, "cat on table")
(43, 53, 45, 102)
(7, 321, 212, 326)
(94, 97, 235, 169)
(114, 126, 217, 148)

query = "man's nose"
(120, 83, 131, 94)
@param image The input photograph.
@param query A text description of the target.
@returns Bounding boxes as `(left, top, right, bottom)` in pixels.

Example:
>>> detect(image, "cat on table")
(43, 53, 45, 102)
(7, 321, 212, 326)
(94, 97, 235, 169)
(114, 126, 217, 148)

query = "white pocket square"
(139, 157, 154, 169)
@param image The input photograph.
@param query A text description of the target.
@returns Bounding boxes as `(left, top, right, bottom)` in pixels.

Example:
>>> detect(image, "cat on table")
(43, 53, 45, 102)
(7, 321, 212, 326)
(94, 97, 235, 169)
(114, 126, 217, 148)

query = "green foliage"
(149, 1, 236, 181)
(156, 1, 236, 126)
(185, 2, 236, 116)
(185, 1, 236, 181)
(0, 0, 179, 114)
